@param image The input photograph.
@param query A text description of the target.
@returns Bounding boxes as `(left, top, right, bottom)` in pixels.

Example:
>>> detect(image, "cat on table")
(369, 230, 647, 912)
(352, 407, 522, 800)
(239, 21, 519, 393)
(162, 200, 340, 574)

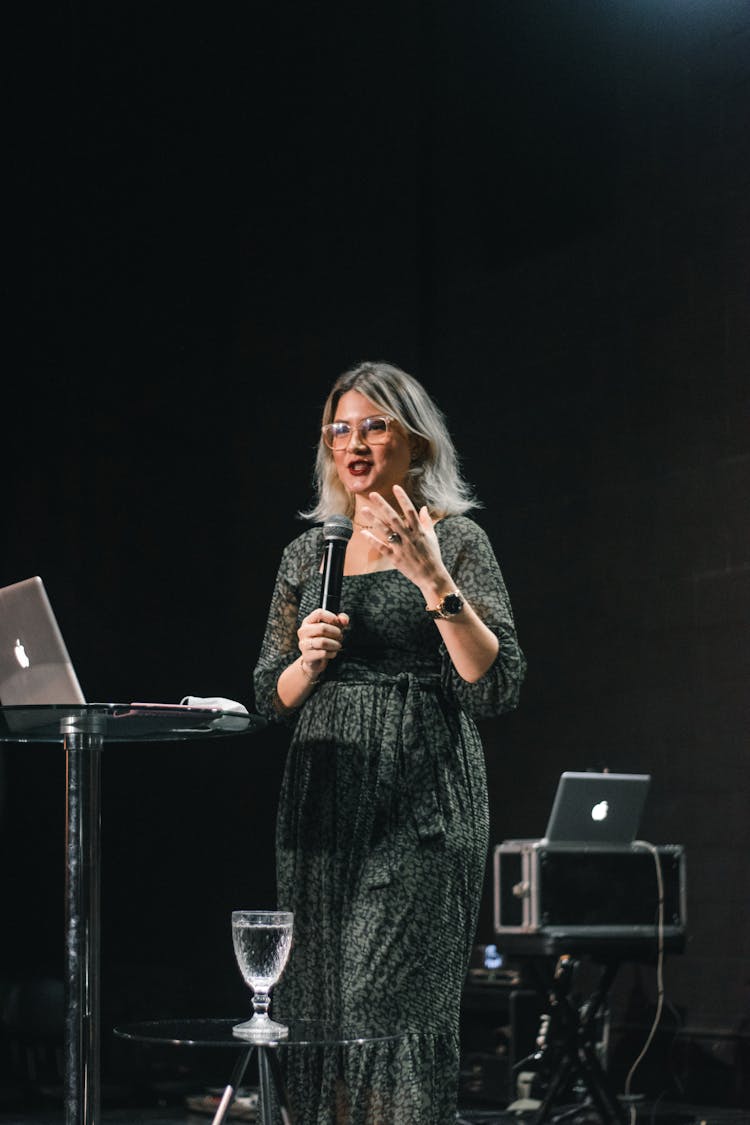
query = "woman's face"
(328, 389, 414, 503)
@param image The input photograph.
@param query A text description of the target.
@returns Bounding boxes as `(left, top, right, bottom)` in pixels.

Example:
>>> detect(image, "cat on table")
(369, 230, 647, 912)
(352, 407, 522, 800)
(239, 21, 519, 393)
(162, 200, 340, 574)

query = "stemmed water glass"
(231, 909, 293, 1041)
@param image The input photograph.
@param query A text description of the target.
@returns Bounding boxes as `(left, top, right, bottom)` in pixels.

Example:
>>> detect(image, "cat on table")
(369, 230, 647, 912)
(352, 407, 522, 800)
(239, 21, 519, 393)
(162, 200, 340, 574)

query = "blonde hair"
(299, 360, 481, 523)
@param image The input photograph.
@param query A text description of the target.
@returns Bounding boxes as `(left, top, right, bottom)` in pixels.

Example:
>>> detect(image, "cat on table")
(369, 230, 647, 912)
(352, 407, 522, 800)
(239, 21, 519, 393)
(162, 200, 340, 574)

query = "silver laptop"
(543, 770, 651, 847)
(0, 576, 86, 707)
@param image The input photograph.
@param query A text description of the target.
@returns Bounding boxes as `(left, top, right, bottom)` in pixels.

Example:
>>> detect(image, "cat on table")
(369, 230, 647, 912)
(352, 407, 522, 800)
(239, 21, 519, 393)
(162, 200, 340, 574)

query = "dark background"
(2, 0, 749, 1110)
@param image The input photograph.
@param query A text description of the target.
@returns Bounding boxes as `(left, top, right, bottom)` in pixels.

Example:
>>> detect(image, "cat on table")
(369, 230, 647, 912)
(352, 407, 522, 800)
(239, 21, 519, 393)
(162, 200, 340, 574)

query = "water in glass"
(232, 910, 293, 1041)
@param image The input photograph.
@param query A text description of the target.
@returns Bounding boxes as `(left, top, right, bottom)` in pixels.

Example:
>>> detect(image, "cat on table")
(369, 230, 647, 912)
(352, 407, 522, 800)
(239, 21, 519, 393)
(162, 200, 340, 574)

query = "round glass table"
(114, 1017, 411, 1125)
(0, 703, 268, 1125)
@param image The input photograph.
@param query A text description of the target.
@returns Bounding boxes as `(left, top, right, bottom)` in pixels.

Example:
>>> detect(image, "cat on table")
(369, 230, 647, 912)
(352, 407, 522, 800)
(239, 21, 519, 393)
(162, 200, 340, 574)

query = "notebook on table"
(542, 770, 651, 848)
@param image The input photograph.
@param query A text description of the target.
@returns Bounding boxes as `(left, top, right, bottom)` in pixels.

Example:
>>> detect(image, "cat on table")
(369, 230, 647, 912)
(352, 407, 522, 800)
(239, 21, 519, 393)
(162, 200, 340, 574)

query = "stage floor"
(1, 1102, 749, 1125)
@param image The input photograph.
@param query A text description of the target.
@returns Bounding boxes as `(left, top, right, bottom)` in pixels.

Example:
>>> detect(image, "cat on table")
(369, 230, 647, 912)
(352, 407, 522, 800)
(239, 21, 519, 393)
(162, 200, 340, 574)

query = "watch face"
(442, 593, 463, 616)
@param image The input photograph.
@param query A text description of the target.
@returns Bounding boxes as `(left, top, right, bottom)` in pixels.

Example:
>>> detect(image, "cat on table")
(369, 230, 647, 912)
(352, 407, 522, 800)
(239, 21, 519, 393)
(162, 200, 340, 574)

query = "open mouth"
(347, 459, 371, 476)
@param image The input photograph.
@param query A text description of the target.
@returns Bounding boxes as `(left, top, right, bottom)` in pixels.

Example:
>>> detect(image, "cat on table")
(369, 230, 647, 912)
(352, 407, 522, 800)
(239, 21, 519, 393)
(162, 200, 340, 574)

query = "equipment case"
(493, 840, 686, 940)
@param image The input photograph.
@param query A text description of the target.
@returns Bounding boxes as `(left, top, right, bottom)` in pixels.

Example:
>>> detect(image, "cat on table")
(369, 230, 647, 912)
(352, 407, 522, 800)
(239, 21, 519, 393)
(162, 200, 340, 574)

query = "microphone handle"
(320, 539, 347, 614)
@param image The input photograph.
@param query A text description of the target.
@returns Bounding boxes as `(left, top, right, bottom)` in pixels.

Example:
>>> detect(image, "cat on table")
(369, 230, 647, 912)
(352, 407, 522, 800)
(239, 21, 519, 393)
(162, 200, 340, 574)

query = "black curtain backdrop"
(3, 0, 749, 1100)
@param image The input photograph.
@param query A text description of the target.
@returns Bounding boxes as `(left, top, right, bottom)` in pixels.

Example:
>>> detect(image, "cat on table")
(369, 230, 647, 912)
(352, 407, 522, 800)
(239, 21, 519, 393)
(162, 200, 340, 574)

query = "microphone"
(320, 515, 353, 613)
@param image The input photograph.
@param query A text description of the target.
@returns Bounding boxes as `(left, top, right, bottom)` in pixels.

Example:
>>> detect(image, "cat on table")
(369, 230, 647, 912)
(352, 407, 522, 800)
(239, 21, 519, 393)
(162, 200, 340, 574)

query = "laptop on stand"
(542, 770, 651, 848)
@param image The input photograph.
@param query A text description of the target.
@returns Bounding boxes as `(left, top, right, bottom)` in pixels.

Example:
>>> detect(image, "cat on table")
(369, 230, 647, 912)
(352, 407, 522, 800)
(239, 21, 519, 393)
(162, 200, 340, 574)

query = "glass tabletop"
(0, 703, 267, 743)
(113, 1018, 410, 1048)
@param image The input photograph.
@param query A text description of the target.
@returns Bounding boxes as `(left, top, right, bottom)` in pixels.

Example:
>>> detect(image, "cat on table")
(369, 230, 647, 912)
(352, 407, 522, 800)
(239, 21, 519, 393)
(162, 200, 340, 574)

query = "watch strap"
(425, 590, 464, 619)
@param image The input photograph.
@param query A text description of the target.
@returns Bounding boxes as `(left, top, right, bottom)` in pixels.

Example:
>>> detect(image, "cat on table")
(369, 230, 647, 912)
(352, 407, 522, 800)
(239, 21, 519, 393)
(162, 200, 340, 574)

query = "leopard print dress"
(252, 515, 526, 1124)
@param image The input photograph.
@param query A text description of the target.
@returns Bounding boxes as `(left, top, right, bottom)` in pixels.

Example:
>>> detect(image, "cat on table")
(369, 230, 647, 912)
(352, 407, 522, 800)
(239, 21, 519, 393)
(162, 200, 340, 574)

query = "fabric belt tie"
(365, 672, 446, 889)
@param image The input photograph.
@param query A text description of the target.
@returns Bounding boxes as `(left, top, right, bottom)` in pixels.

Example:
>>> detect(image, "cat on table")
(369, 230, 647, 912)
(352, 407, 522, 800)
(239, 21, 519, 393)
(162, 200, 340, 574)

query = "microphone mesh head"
(323, 514, 354, 542)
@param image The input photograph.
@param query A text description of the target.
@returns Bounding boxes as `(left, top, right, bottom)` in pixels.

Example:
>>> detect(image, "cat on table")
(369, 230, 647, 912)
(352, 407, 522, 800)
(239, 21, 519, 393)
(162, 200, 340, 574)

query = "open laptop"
(0, 576, 86, 707)
(543, 770, 651, 847)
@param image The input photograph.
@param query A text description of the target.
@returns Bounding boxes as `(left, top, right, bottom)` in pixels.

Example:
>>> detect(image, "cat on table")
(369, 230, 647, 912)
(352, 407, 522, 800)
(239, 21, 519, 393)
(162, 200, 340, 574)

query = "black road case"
(493, 840, 686, 941)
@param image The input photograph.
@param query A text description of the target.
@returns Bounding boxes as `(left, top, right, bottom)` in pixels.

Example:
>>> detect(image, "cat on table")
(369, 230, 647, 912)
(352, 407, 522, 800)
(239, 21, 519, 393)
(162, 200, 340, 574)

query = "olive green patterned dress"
(253, 516, 526, 1124)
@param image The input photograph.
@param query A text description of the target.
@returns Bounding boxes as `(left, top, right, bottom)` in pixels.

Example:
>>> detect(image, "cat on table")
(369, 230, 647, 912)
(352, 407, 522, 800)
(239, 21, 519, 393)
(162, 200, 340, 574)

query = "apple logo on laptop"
(14, 638, 31, 669)
(591, 799, 609, 822)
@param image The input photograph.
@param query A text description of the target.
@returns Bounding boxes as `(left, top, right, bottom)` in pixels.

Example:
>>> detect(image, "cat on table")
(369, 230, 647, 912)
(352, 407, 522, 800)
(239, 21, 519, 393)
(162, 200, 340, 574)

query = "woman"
(253, 360, 526, 1123)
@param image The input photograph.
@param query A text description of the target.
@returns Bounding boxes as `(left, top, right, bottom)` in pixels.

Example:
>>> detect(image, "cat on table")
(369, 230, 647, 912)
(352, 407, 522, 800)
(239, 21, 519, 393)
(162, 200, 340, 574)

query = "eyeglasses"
(321, 415, 395, 450)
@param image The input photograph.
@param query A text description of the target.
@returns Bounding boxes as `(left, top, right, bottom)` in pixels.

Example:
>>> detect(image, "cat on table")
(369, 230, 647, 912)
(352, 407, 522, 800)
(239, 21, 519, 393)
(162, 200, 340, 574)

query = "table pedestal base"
(64, 720, 105, 1125)
(212, 1041, 293, 1125)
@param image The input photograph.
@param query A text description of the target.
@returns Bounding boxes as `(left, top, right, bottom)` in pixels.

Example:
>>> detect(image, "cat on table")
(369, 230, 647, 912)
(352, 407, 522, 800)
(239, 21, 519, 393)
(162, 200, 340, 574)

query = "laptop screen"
(0, 576, 86, 706)
(544, 770, 651, 846)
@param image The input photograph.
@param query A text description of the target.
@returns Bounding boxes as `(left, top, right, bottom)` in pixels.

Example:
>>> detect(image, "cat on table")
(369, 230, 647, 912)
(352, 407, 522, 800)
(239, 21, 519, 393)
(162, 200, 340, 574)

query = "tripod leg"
(518, 956, 579, 1124)
(258, 1048, 275, 1125)
(265, 1045, 295, 1125)
(533, 1053, 574, 1125)
(576, 1039, 627, 1125)
(211, 1046, 256, 1125)
(574, 962, 627, 1125)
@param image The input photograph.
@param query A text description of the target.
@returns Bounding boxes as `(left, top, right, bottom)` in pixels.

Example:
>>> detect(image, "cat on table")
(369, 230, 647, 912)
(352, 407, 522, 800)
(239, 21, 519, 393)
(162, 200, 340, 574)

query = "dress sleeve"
(252, 534, 314, 725)
(438, 518, 527, 720)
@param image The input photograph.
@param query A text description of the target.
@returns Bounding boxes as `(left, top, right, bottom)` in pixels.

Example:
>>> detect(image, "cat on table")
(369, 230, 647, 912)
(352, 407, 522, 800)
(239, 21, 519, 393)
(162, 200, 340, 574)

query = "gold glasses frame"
(321, 414, 396, 450)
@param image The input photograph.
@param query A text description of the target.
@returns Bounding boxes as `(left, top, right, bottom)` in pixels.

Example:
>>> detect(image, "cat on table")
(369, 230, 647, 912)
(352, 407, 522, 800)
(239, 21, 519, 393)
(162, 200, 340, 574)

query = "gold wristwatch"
(425, 590, 464, 619)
